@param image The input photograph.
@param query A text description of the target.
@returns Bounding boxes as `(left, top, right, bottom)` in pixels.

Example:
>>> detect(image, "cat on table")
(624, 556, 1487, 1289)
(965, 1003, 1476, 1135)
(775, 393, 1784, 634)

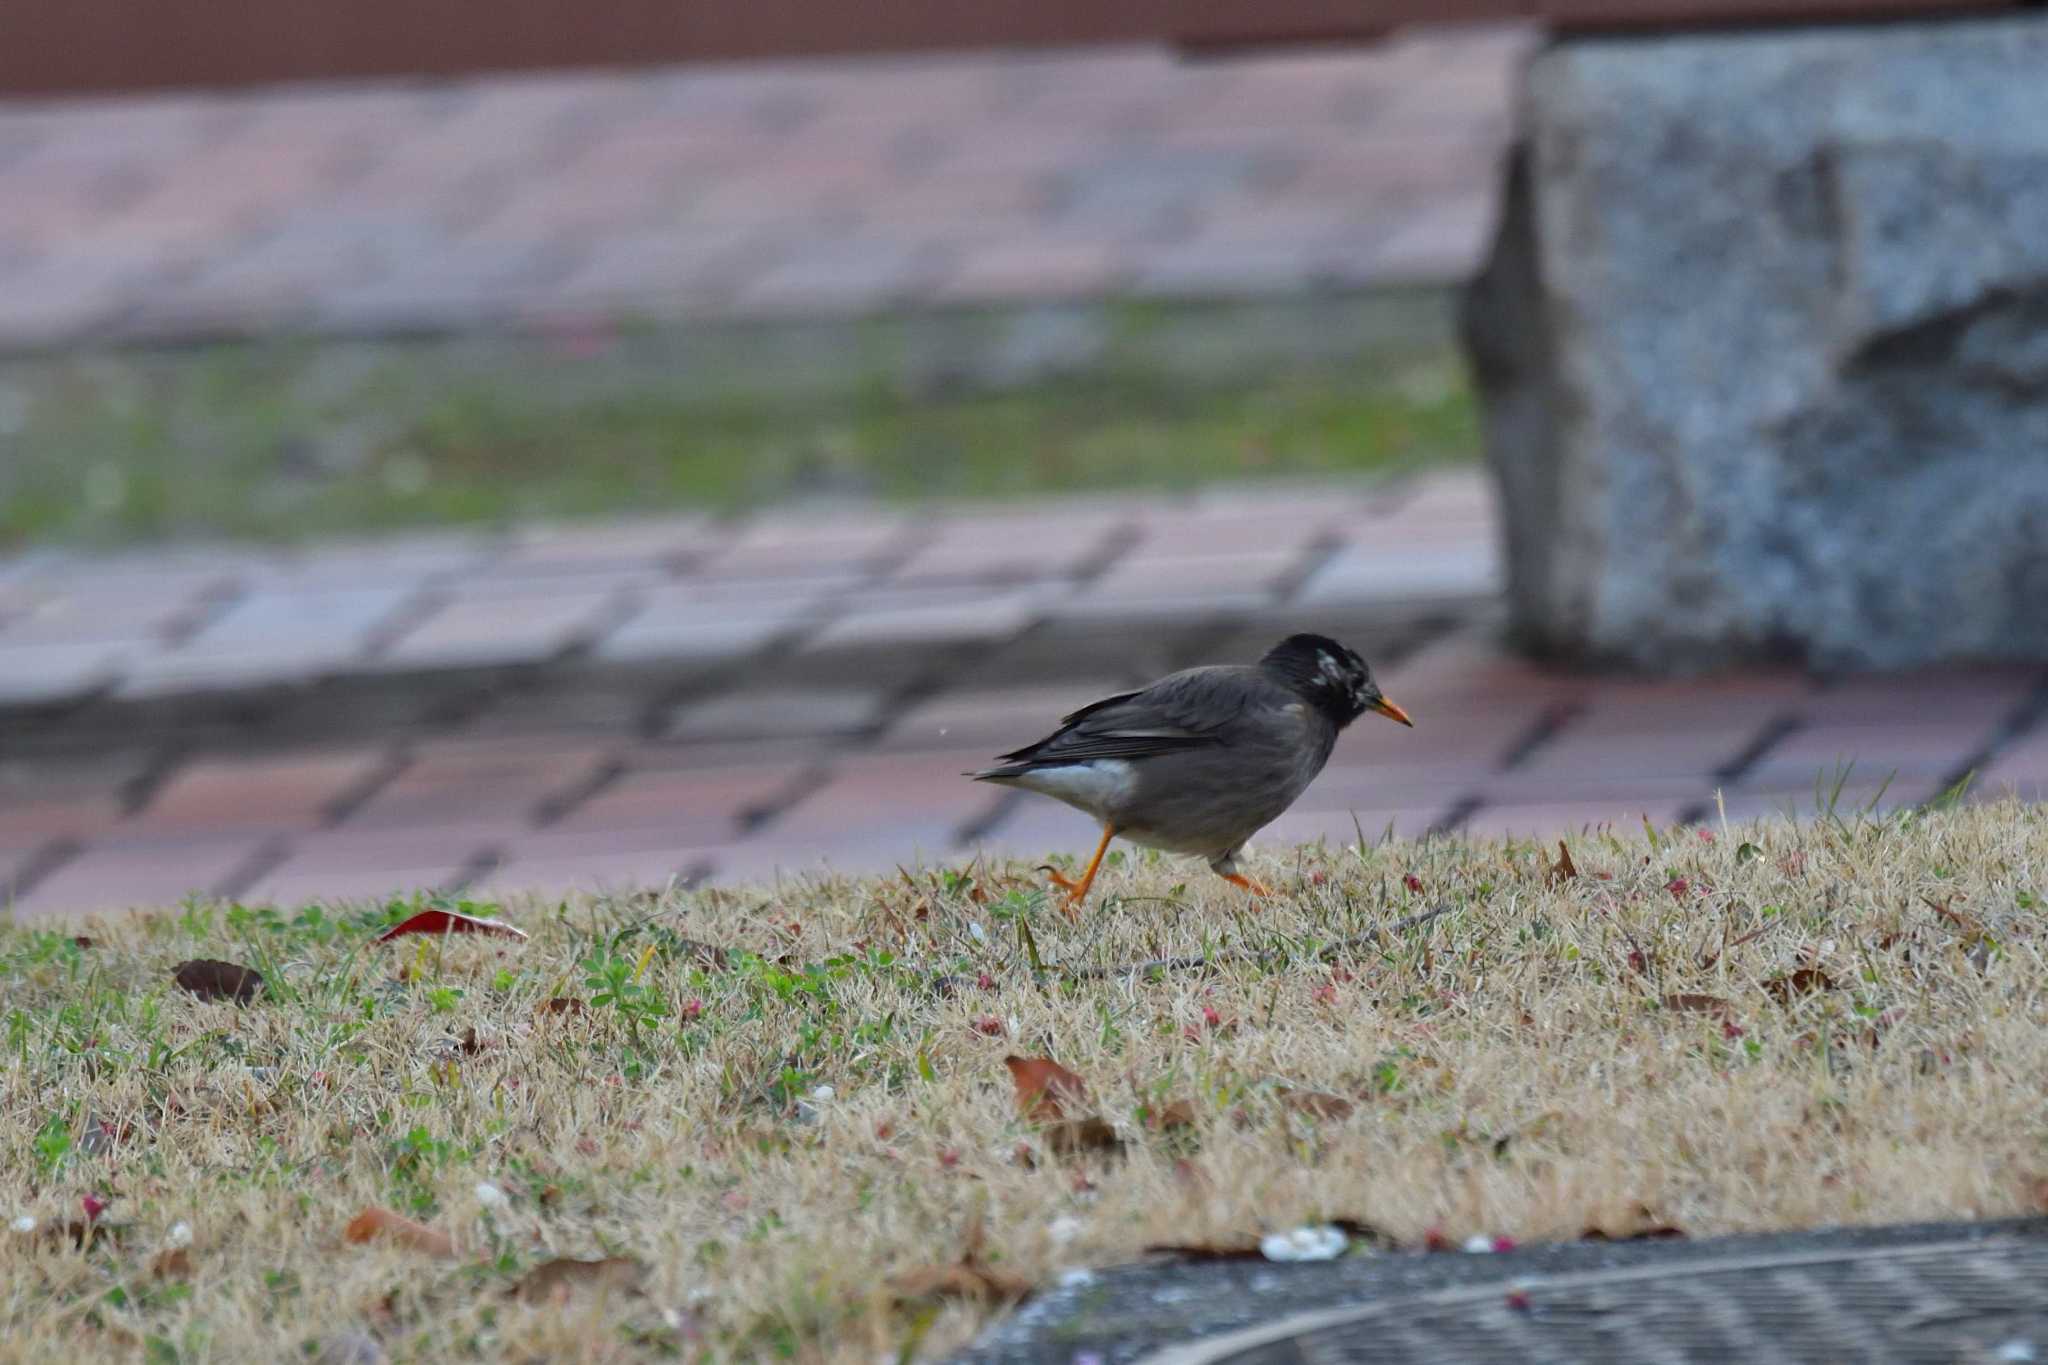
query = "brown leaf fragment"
(1277, 1088, 1357, 1121)
(1144, 1098, 1198, 1131)
(535, 996, 587, 1019)
(457, 1026, 485, 1056)
(172, 959, 264, 1004)
(1582, 1222, 1686, 1243)
(890, 1260, 1033, 1305)
(1044, 1116, 1124, 1158)
(891, 1211, 1032, 1306)
(37, 1219, 127, 1251)
(1661, 993, 1734, 1018)
(1140, 1237, 1262, 1261)
(71, 936, 94, 949)
(1762, 967, 1837, 1003)
(150, 1247, 194, 1280)
(1544, 840, 1578, 886)
(510, 1256, 645, 1303)
(1144, 1217, 1387, 1262)
(343, 1206, 454, 1257)
(1003, 1055, 1090, 1121)
(1583, 1202, 1686, 1242)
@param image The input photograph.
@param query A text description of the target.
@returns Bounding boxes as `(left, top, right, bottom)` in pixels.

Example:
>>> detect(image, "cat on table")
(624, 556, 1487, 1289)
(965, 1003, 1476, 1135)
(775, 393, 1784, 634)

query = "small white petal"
(474, 1182, 510, 1210)
(1463, 1234, 1496, 1254)
(11, 1215, 36, 1234)
(808, 1085, 835, 1102)
(968, 922, 988, 944)
(1259, 1225, 1347, 1262)
(164, 1221, 193, 1249)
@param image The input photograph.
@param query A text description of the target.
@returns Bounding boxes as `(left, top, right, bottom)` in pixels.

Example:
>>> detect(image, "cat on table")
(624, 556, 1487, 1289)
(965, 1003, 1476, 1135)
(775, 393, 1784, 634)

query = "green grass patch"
(0, 340, 1475, 549)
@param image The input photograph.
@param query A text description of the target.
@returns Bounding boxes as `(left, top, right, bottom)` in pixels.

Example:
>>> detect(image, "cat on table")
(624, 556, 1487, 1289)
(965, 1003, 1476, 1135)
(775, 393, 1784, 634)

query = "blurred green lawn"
(0, 341, 1475, 549)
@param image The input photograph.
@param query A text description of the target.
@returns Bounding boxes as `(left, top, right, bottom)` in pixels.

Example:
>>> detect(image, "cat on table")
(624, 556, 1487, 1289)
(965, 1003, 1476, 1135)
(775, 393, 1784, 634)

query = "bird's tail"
(966, 763, 1032, 783)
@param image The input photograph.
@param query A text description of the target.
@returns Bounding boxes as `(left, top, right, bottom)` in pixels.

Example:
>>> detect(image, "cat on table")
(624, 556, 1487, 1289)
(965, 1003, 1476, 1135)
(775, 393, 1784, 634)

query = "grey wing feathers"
(979, 668, 1251, 774)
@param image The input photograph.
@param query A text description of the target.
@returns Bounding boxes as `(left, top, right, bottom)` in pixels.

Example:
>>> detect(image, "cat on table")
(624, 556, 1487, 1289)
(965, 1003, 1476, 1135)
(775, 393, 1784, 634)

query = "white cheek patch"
(1315, 652, 1350, 689)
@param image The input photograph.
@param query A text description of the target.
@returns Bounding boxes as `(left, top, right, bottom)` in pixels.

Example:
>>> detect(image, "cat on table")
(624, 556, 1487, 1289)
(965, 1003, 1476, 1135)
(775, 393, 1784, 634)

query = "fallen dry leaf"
(376, 909, 527, 943)
(1544, 840, 1578, 886)
(1277, 1087, 1357, 1121)
(1762, 967, 1837, 1003)
(1143, 1217, 1388, 1262)
(343, 1206, 454, 1257)
(1003, 1055, 1090, 1121)
(1144, 1098, 1198, 1131)
(1043, 1116, 1124, 1158)
(1661, 993, 1735, 1019)
(510, 1256, 644, 1302)
(172, 959, 264, 1004)
(890, 1211, 1031, 1306)
(890, 1260, 1032, 1305)
(457, 1026, 485, 1056)
(535, 997, 587, 1018)
(1583, 1202, 1686, 1242)
(31, 1219, 127, 1252)
(150, 1247, 194, 1280)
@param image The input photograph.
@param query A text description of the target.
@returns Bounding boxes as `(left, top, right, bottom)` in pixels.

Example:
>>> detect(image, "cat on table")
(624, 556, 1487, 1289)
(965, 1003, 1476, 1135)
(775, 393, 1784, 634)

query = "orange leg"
(1220, 871, 1273, 899)
(1045, 825, 1117, 917)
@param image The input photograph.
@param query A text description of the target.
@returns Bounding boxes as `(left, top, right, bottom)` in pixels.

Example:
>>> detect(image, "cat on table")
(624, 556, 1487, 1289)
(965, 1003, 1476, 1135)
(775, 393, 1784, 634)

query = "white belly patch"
(1012, 760, 1137, 818)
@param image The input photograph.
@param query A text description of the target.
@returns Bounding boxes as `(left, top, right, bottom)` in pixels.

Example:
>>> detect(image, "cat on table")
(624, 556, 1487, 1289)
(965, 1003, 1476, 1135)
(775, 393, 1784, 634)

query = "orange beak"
(1369, 695, 1414, 727)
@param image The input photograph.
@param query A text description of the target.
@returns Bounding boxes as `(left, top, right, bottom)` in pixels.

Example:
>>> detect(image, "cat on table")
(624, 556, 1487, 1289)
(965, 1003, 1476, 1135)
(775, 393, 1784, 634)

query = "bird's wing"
(990, 668, 1252, 768)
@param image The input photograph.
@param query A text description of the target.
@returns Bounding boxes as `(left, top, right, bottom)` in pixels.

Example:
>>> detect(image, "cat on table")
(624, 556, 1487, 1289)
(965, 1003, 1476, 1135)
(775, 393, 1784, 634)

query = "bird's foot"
(1039, 865, 1084, 894)
(1036, 865, 1091, 918)
(1220, 872, 1273, 900)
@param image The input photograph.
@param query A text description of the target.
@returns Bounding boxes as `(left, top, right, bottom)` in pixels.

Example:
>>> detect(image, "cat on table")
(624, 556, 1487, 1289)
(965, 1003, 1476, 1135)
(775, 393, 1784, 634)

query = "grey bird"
(970, 634, 1413, 914)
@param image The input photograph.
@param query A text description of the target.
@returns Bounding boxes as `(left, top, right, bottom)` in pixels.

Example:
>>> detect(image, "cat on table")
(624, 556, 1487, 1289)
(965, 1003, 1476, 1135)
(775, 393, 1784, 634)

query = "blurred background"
(1, 5, 2040, 918)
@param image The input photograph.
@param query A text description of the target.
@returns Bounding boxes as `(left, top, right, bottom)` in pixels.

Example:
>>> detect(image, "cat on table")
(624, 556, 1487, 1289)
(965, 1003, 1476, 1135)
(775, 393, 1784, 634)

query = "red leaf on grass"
(376, 909, 526, 943)
(1003, 1056, 1090, 1121)
(1002, 1056, 1124, 1158)
(343, 1206, 454, 1257)
(172, 959, 264, 1004)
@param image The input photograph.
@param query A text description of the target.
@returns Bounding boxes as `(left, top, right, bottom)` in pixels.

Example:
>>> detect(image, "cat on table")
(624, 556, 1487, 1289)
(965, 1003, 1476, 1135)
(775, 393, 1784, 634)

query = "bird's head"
(1260, 633, 1413, 731)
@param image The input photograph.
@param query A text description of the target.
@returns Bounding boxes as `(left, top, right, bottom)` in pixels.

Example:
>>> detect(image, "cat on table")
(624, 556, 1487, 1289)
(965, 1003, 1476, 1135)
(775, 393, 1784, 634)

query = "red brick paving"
(0, 29, 1528, 348)
(3, 469, 2045, 918)
(127, 748, 392, 836)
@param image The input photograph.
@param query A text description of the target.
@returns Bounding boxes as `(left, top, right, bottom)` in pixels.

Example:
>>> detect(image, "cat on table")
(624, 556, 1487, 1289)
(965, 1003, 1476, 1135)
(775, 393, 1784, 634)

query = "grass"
(4, 800, 2045, 1361)
(0, 342, 1474, 551)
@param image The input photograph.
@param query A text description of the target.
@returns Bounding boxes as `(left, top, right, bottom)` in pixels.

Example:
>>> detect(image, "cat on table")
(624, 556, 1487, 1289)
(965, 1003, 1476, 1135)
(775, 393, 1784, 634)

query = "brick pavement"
(0, 27, 1532, 350)
(4, 468, 2045, 920)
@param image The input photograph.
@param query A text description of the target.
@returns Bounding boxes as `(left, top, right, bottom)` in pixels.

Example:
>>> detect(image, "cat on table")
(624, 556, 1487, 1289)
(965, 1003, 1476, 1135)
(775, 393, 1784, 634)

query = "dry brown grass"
(4, 798, 2046, 1362)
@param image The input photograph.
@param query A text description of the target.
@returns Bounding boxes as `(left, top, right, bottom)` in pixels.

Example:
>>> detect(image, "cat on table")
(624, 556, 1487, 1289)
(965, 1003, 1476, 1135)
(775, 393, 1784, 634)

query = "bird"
(970, 633, 1412, 915)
